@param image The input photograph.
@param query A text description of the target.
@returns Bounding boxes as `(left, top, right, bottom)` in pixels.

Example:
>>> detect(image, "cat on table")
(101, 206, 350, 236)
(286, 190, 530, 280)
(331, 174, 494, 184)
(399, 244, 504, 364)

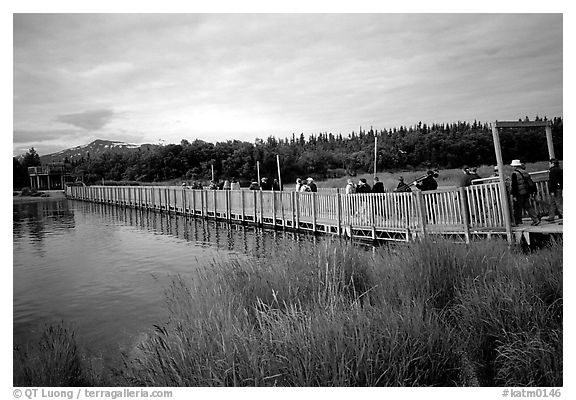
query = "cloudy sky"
(13, 13, 563, 156)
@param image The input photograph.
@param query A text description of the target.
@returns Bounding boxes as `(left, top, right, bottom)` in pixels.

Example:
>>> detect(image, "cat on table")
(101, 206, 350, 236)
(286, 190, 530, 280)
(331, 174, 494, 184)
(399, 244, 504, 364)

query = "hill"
(39, 139, 157, 164)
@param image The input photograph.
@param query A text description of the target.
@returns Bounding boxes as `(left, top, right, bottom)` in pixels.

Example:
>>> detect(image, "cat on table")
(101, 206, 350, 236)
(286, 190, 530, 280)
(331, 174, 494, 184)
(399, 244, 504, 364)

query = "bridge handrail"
(66, 175, 553, 237)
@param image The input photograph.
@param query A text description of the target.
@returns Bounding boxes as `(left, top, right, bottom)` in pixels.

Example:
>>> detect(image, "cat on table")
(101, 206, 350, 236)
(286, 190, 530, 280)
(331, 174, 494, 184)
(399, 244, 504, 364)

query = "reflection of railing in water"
(76, 201, 320, 257)
(66, 175, 554, 243)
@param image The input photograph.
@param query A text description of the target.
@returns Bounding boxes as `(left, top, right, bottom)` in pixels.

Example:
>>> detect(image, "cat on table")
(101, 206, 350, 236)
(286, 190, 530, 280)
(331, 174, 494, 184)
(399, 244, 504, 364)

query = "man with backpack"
(510, 159, 540, 226)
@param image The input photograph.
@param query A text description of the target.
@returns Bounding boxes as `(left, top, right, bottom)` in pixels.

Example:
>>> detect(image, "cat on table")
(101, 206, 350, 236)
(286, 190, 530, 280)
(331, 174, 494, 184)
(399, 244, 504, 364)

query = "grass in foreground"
(15, 238, 562, 386)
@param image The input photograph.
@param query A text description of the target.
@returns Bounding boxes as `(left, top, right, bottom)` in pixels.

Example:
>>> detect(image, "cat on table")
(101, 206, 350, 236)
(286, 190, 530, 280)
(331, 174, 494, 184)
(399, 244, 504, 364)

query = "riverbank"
(14, 238, 562, 387)
(13, 190, 66, 203)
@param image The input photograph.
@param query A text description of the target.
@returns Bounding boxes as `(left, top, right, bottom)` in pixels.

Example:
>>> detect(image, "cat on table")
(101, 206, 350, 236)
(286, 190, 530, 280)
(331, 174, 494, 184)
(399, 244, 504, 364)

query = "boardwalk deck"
(66, 178, 562, 244)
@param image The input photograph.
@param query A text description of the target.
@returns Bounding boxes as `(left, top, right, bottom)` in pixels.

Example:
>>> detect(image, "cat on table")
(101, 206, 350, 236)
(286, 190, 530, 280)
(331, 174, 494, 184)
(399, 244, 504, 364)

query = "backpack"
(518, 170, 537, 194)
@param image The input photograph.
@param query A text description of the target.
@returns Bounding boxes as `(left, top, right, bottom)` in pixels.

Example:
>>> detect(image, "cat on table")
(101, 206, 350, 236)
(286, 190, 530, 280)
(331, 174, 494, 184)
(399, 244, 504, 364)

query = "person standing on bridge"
(546, 158, 563, 223)
(345, 179, 356, 194)
(458, 166, 473, 187)
(510, 159, 540, 226)
(469, 166, 481, 183)
(372, 176, 385, 193)
(416, 170, 438, 191)
(356, 178, 371, 193)
(231, 178, 241, 190)
(295, 178, 303, 192)
(307, 177, 317, 192)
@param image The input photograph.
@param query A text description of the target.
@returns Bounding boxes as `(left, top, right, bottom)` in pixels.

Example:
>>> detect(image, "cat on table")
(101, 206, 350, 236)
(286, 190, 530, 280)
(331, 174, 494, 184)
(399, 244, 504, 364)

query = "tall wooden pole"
(491, 122, 513, 244)
(211, 164, 215, 182)
(257, 161, 261, 190)
(545, 124, 555, 160)
(373, 136, 378, 179)
(276, 155, 282, 191)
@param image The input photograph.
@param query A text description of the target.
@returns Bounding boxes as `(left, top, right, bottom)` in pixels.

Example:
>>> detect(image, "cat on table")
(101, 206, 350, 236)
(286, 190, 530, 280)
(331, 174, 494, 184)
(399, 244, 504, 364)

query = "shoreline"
(13, 190, 66, 203)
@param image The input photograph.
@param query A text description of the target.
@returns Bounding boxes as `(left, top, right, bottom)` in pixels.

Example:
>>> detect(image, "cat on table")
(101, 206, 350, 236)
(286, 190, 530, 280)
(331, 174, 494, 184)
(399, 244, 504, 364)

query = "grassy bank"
(317, 160, 555, 190)
(15, 238, 562, 387)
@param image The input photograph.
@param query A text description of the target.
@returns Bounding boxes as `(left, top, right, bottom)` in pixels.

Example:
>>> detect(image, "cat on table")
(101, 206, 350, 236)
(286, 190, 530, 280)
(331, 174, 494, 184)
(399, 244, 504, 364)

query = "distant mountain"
(39, 139, 157, 164)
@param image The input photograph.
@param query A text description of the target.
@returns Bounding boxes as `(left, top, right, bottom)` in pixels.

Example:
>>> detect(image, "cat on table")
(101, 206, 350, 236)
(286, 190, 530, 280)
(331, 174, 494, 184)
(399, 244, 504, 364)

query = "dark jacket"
(372, 181, 385, 193)
(548, 165, 563, 194)
(356, 183, 371, 193)
(308, 182, 317, 192)
(511, 169, 530, 197)
(416, 176, 438, 191)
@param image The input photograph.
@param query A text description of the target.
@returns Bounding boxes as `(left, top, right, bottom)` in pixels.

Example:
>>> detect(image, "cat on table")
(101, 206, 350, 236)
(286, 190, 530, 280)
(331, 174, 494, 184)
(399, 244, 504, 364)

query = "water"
(13, 198, 319, 355)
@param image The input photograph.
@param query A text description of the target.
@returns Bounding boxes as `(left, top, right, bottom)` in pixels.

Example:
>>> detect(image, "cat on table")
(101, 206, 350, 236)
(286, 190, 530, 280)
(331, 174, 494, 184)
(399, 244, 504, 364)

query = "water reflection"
(13, 200, 75, 256)
(76, 200, 320, 258)
(13, 199, 323, 355)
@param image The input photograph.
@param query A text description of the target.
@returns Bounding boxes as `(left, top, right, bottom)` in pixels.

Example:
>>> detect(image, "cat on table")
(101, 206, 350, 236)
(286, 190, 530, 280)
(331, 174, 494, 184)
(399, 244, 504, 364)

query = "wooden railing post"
(491, 123, 513, 243)
(253, 190, 258, 225)
(213, 190, 217, 219)
(291, 191, 296, 229)
(459, 187, 471, 243)
(312, 192, 317, 233)
(336, 189, 342, 236)
(272, 191, 277, 228)
(415, 191, 427, 238)
(240, 190, 245, 222)
(226, 190, 231, 221)
(295, 191, 300, 230)
(259, 190, 264, 226)
(202, 190, 207, 218)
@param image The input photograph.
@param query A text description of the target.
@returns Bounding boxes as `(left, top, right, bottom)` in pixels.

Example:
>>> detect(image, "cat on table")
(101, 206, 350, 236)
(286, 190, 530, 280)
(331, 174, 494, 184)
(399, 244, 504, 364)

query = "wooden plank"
(494, 120, 551, 128)
(491, 123, 513, 243)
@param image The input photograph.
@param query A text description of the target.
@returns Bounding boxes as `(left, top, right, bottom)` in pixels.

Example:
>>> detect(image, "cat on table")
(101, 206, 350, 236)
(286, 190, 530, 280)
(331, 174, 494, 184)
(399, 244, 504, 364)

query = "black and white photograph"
(9, 6, 567, 396)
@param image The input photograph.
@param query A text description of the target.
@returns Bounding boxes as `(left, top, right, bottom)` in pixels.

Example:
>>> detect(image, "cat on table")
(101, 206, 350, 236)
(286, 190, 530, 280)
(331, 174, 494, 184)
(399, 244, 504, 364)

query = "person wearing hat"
(416, 170, 438, 191)
(546, 158, 563, 222)
(345, 178, 356, 194)
(458, 165, 472, 187)
(395, 176, 412, 192)
(306, 177, 317, 192)
(510, 159, 540, 226)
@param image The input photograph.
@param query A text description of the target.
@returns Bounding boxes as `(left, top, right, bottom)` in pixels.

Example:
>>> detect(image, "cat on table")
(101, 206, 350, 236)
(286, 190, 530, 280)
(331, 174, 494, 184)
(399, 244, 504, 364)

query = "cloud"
(56, 109, 118, 130)
(13, 129, 84, 143)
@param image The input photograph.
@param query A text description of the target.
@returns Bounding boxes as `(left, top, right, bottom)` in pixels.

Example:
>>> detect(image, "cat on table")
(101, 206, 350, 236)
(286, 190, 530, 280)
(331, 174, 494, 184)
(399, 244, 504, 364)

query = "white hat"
(307, 177, 313, 181)
(510, 159, 522, 167)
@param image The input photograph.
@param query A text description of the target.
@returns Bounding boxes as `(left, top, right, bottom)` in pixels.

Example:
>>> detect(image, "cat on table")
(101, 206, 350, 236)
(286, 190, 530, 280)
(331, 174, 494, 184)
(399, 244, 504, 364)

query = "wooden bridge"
(65, 172, 561, 244)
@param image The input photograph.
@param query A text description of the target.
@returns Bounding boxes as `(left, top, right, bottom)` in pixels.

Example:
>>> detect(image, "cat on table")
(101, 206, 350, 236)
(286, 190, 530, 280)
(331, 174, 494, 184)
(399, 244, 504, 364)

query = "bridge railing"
(66, 176, 552, 240)
(465, 182, 506, 230)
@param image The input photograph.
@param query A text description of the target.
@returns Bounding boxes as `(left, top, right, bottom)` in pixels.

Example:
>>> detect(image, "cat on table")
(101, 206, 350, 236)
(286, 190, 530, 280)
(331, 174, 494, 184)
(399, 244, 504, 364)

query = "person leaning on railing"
(416, 170, 438, 191)
(546, 158, 563, 223)
(394, 177, 411, 192)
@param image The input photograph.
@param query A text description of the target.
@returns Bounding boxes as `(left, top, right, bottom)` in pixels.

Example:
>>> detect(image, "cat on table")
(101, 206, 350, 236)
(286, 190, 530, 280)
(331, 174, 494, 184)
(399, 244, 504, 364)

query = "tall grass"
(14, 323, 88, 386)
(115, 238, 562, 387)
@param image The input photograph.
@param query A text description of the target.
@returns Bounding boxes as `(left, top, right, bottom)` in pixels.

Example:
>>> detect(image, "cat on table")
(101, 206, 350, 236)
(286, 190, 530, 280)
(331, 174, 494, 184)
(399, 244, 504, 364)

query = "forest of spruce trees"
(13, 117, 563, 188)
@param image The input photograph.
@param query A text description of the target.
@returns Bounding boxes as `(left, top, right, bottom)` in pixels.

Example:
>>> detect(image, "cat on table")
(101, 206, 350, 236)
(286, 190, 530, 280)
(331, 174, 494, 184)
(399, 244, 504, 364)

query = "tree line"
(13, 116, 563, 188)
